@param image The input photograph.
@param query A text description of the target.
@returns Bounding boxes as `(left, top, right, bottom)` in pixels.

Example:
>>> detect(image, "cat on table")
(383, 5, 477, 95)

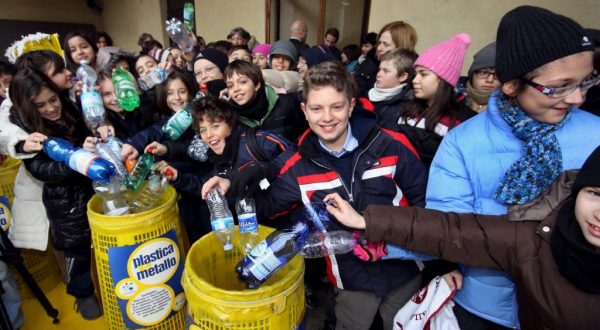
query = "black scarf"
(207, 127, 239, 176)
(551, 198, 600, 294)
(229, 87, 268, 122)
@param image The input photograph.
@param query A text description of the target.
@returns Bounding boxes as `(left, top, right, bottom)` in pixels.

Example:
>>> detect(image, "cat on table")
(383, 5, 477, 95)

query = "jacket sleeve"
(22, 152, 85, 184)
(125, 121, 165, 153)
(255, 151, 302, 220)
(258, 131, 292, 162)
(170, 171, 207, 197)
(426, 130, 475, 212)
(163, 139, 192, 160)
(363, 205, 523, 273)
(393, 142, 428, 207)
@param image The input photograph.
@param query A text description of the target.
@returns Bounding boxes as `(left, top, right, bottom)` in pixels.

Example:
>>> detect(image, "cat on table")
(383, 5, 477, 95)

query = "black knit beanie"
(495, 6, 593, 84)
(194, 48, 228, 73)
(572, 146, 600, 196)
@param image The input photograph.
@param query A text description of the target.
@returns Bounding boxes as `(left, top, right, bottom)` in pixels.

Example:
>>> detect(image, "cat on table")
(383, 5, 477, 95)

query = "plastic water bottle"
(206, 188, 235, 251)
(77, 60, 105, 131)
(161, 102, 194, 140)
(235, 221, 309, 289)
(95, 140, 127, 178)
(187, 134, 209, 161)
(124, 151, 154, 191)
(183, 2, 195, 32)
(236, 197, 259, 252)
(129, 172, 169, 213)
(137, 67, 167, 91)
(112, 67, 140, 111)
(43, 137, 116, 183)
(93, 178, 130, 216)
(300, 231, 356, 258)
(165, 18, 196, 52)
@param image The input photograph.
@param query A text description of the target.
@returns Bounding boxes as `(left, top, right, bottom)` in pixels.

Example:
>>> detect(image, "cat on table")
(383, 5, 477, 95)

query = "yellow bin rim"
(184, 226, 305, 303)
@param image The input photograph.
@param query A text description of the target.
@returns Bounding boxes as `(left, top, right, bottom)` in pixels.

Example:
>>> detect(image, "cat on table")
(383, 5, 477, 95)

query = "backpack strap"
(245, 126, 269, 162)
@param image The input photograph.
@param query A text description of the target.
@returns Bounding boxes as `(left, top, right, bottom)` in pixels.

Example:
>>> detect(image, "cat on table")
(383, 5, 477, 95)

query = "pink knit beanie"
(252, 43, 271, 57)
(414, 33, 471, 87)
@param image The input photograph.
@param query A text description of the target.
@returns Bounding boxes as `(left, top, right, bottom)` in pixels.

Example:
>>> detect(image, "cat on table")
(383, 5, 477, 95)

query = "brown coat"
(363, 172, 600, 330)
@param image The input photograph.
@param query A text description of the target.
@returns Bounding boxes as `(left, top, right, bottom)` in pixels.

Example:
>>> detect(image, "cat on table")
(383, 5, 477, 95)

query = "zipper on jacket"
(349, 132, 379, 200)
(311, 159, 353, 202)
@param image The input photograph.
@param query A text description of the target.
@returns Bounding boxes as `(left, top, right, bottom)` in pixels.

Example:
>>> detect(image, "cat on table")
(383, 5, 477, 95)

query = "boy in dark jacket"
(226, 61, 428, 330)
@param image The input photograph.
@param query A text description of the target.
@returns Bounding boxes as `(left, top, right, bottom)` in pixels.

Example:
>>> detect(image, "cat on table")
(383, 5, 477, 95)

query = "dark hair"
(14, 50, 67, 91)
(401, 79, 459, 132)
(8, 69, 77, 140)
(361, 32, 378, 46)
(63, 31, 98, 72)
(325, 28, 340, 40)
(224, 59, 265, 87)
(379, 48, 418, 82)
(342, 45, 361, 62)
(191, 95, 237, 132)
(140, 39, 163, 56)
(107, 51, 136, 73)
(133, 54, 158, 79)
(0, 60, 17, 76)
(137, 33, 154, 47)
(93, 31, 113, 47)
(155, 70, 194, 120)
(227, 27, 251, 42)
(206, 40, 233, 55)
(97, 68, 113, 85)
(227, 45, 252, 59)
(304, 61, 357, 102)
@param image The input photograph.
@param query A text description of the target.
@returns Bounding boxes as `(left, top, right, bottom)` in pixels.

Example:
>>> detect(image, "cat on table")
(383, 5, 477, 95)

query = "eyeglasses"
(195, 66, 218, 78)
(520, 73, 600, 99)
(475, 70, 497, 79)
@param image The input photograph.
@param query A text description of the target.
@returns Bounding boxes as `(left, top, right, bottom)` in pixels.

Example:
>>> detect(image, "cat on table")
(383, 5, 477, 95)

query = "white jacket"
(0, 96, 49, 251)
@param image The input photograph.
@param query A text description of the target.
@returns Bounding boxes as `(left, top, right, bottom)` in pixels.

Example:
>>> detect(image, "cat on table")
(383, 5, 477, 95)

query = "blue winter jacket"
(426, 92, 600, 328)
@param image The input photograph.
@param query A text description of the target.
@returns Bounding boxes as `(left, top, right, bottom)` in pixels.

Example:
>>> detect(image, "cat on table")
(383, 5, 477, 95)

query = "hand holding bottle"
(23, 132, 48, 153)
(323, 193, 366, 230)
(145, 141, 168, 157)
(120, 143, 139, 160)
(154, 161, 178, 181)
(201, 176, 230, 199)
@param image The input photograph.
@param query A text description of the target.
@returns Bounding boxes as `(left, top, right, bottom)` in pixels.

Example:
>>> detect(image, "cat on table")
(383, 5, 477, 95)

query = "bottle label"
(238, 213, 258, 233)
(211, 216, 234, 231)
(244, 240, 281, 281)
(115, 77, 137, 91)
(68, 149, 99, 176)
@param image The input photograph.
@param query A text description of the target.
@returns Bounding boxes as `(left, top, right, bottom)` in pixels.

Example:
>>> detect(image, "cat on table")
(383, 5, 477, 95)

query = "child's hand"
(95, 124, 115, 140)
(154, 161, 178, 181)
(121, 143, 139, 160)
(23, 132, 48, 153)
(323, 193, 366, 230)
(83, 136, 99, 152)
(201, 176, 231, 199)
(145, 142, 168, 156)
(75, 80, 84, 97)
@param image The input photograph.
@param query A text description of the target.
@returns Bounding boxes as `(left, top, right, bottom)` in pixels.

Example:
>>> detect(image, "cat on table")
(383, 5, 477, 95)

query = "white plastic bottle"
(206, 188, 235, 251)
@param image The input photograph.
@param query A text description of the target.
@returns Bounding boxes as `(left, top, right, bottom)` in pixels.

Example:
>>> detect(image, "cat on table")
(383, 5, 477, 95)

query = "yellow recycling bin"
(88, 186, 187, 330)
(0, 157, 61, 299)
(182, 225, 306, 330)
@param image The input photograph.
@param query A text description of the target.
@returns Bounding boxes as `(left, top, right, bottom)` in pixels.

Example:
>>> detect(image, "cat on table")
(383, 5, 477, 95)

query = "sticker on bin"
(0, 196, 12, 232)
(211, 216, 233, 231)
(108, 230, 185, 328)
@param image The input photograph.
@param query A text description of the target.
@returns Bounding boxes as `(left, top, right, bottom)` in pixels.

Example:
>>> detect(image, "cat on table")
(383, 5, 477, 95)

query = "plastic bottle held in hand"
(95, 140, 127, 178)
(187, 134, 209, 161)
(93, 178, 130, 216)
(77, 61, 105, 130)
(112, 67, 140, 111)
(162, 102, 194, 140)
(165, 18, 196, 52)
(138, 67, 167, 91)
(300, 231, 356, 258)
(183, 2, 195, 32)
(124, 151, 154, 191)
(129, 172, 169, 213)
(206, 188, 235, 251)
(235, 221, 309, 289)
(43, 137, 116, 183)
(236, 197, 259, 252)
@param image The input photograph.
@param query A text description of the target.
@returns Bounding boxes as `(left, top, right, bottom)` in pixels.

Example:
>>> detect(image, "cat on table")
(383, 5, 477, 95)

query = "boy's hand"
(323, 193, 366, 229)
(121, 143, 139, 160)
(146, 142, 168, 157)
(201, 176, 231, 199)
(155, 161, 178, 181)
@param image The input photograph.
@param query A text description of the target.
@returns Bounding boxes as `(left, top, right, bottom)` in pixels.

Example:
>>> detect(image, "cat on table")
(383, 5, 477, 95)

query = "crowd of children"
(0, 4, 599, 330)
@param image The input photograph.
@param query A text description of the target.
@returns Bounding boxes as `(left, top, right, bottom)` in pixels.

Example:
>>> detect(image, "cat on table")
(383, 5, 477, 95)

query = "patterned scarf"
(494, 95, 571, 204)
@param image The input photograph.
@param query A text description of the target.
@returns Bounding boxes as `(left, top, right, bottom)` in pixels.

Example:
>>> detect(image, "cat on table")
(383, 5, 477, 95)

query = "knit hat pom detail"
(453, 33, 472, 47)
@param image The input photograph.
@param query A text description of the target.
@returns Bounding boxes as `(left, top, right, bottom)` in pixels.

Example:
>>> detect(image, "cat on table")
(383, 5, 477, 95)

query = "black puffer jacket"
(10, 101, 94, 250)
(371, 85, 414, 130)
(353, 56, 379, 97)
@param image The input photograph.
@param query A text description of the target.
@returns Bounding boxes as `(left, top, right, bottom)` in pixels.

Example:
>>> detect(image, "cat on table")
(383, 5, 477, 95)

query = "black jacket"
(353, 57, 379, 97)
(10, 100, 94, 250)
(372, 85, 414, 130)
(289, 38, 309, 54)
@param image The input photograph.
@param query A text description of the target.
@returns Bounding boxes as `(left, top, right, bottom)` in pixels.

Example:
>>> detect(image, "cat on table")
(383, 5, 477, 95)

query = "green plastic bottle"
(183, 2, 195, 32)
(112, 67, 140, 111)
(124, 151, 154, 191)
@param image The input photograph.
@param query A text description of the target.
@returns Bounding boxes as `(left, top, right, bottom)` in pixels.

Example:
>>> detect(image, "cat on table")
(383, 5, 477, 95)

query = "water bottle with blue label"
(236, 197, 259, 253)
(235, 220, 309, 289)
(206, 188, 235, 251)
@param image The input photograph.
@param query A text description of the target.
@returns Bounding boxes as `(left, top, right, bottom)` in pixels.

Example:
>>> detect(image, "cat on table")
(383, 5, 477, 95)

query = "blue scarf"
(494, 95, 571, 204)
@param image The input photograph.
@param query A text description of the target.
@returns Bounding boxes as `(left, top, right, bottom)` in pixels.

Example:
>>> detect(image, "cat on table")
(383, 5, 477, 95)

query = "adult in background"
(289, 19, 309, 54)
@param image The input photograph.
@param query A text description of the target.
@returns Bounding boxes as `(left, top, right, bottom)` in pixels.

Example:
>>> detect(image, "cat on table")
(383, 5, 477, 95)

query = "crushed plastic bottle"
(112, 67, 140, 111)
(43, 137, 115, 183)
(187, 134, 209, 161)
(300, 231, 356, 258)
(77, 60, 105, 131)
(206, 188, 235, 251)
(165, 18, 196, 52)
(236, 197, 259, 253)
(137, 67, 167, 91)
(129, 172, 170, 213)
(93, 177, 130, 216)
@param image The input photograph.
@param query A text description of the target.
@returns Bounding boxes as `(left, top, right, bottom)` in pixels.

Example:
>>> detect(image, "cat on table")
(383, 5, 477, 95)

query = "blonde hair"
(378, 21, 418, 51)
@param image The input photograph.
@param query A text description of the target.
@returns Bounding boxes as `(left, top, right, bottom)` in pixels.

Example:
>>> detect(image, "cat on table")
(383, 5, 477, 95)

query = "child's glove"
(352, 231, 388, 262)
